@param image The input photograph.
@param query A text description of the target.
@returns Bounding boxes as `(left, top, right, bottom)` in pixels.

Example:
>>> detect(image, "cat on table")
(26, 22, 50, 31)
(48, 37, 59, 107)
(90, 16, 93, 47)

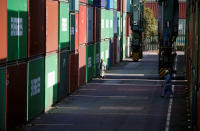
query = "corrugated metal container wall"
(86, 44, 95, 83)
(113, 10, 118, 37)
(58, 50, 69, 100)
(45, 53, 58, 110)
(94, 42, 100, 77)
(7, 62, 27, 130)
(109, 38, 114, 68)
(116, 37, 121, 63)
(0, 0, 7, 63)
(106, 0, 114, 9)
(144, 3, 158, 19)
(113, 38, 117, 64)
(117, 11, 121, 36)
(87, 6, 94, 43)
(93, 0, 106, 8)
(126, 36, 131, 57)
(113, 0, 117, 10)
(70, 13, 75, 51)
(7, 0, 28, 62)
(179, 2, 186, 19)
(109, 10, 114, 38)
(75, 13, 79, 50)
(79, 4, 87, 45)
(59, 1, 70, 50)
(46, 0, 58, 53)
(0, 66, 6, 131)
(123, 13, 126, 35)
(69, 52, 79, 94)
(122, 35, 126, 59)
(70, 0, 79, 12)
(79, 45, 86, 87)
(126, 0, 130, 12)
(28, 0, 45, 58)
(117, 0, 122, 12)
(126, 13, 130, 36)
(123, 0, 127, 12)
(27, 57, 45, 121)
(87, 0, 93, 5)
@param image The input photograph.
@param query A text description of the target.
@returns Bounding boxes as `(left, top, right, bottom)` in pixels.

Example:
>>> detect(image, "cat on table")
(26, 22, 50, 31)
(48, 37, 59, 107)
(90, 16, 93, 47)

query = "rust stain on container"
(78, 45, 86, 87)
(28, 0, 45, 57)
(0, 0, 7, 63)
(79, 4, 87, 45)
(46, 0, 58, 53)
(75, 13, 79, 50)
(7, 62, 27, 130)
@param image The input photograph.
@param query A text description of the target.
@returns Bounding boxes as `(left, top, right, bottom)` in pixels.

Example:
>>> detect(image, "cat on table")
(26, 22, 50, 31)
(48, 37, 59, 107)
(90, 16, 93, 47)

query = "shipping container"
(116, 37, 121, 63)
(94, 42, 100, 77)
(45, 53, 58, 110)
(27, 57, 45, 121)
(87, 6, 94, 43)
(109, 10, 114, 38)
(126, 36, 131, 57)
(80, 0, 87, 4)
(46, 0, 58, 53)
(79, 4, 87, 45)
(117, 0, 122, 12)
(113, 10, 118, 37)
(0, 66, 6, 131)
(106, 0, 114, 9)
(7, 62, 27, 130)
(0, 0, 7, 63)
(126, 13, 131, 36)
(122, 13, 126, 36)
(93, 0, 106, 8)
(95, 7, 102, 41)
(117, 11, 121, 36)
(86, 44, 95, 83)
(79, 45, 86, 87)
(126, 0, 130, 12)
(100, 40, 110, 69)
(69, 52, 79, 94)
(59, 1, 70, 50)
(88, 0, 93, 5)
(123, 0, 127, 12)
(70, 0, 79, 12)
(58, 50, 69, 100)
(75, 13, 79, 50)
(28, 0, 45, 58)
(122, 35, 126, 59)
(179, 2, 186, 19)
(70, 13, 75, 51)
(109, 38, 114, 68)
(7, 0, 28, 61)
(114, 0, 117, 10)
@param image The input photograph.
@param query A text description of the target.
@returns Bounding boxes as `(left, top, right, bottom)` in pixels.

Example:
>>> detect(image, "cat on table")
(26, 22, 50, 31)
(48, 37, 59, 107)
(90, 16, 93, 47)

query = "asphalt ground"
(26, 52, 189, 131)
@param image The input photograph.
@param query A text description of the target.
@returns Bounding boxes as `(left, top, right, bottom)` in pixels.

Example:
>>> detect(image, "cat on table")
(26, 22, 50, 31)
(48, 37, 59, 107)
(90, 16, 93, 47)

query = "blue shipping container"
(93, 0, 106, 8)
(113, 11, 117, 37)
(106, 0, 114, 9)
(109, 38, 113, 68)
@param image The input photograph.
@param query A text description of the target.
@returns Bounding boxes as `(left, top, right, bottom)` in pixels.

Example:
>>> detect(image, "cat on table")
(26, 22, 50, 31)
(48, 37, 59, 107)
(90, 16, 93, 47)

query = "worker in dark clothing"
(161, 70, 174, 98)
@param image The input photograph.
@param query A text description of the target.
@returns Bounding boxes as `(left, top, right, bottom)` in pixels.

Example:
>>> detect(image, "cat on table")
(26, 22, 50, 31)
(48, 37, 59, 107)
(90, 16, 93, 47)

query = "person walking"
(100, 58, 106, 79)
(161, 70, 174, 98)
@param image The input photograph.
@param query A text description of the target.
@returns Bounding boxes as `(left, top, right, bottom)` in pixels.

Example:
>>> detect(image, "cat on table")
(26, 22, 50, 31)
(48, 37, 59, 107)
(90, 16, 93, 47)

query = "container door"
(59, 50, 69, 99)
(70, 13, 75, 51)
(86, 44, 94, 83)
(59, 2, 70, 50)
(0, 66, 6, 131)
(27, 57, 45, 121)
(79, 4, 87, 45)
(79, 45, 86, 87)
(45, 53, 58, 110)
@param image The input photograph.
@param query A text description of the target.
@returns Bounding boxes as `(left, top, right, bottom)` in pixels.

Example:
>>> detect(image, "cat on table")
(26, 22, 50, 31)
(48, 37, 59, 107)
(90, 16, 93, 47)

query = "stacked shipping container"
(0, 0, 131, 130)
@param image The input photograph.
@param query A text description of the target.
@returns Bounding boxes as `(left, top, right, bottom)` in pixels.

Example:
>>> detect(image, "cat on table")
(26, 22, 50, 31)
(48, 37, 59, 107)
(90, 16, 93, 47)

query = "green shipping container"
(109, 10, 114, 38)
(45, 53, 58, 110)
(88, 0, 93, 5)
(123, 13, 126, 36)
(58, 50, 69, 99)
(7, 0, 28, 61)
(123, 35, 126, 59)
(117, 11, 121, 37)
(101, 9, 106, 39)
(70, 13, 75, 51)
(86, 44, 95, 83)
(27, 57, 45, 121)
(93, 42, 100, 77)
(114, 0, 117, 9)
(70, 0, 79, 12)
(100, 40, 110, 69)
(0, 66, 6, 131)
(59, 2, 70, 50)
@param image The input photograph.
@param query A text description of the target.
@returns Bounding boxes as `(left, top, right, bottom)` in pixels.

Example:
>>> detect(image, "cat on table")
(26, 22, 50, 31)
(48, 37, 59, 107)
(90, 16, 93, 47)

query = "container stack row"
(0, 0, 132, 130)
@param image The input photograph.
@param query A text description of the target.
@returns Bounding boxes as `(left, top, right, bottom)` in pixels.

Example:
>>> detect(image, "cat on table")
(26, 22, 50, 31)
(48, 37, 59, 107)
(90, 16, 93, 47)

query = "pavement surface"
(26, 52, 190, 131)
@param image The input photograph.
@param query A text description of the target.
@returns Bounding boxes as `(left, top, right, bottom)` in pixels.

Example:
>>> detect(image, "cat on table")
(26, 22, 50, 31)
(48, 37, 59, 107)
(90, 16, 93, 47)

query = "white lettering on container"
(11, 17, 23, 36)
(31, 77, 41, 96)
(62, 18, 68, 31)
(106, 20, 109, 28)
(70, 27, 75, 35)
(106, 50, 109, 58)
(101, 19, 104, 29)
(48, 71, 55, 88)
(88, 57, 92, 68)
(110, 20, 113, 28)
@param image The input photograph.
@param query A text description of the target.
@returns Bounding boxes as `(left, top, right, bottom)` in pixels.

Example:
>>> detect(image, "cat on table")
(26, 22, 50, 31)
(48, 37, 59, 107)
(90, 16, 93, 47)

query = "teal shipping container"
(27, 57, 45, 121)
(88, 0, 93, 5)
(7, 0, 28, 62)
(70, 0, 79, 12)
(59, 1, 70, 50)
(70, 13, 75, 51)
(117, 11, 121, 36)
(58, 49, 69, 99)
(94, 42, 100, 77)
(86, 44, 95, 83)
(0, 66, 6, 131)
(45, 53, 58, 110)
(87, 6, 94, 43)
(126, 0, 130, 12)
(122, 35, 126, 59)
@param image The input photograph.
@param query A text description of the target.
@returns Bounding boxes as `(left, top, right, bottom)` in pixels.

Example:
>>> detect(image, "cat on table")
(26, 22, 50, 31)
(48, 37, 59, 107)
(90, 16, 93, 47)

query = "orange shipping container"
(79, 4, 87, 45)
(78, 45, 86, 87)
(0, 0, 7, 63)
